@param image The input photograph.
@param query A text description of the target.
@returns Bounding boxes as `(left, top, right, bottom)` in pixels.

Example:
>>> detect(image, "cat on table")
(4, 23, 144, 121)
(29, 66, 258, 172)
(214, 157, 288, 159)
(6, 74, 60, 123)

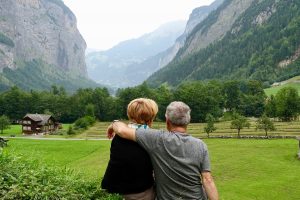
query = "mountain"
(147, 0, 300, 87)
(157, 0, 225, 68)
(124, 0, 225, 87)
(0, 0, 98, 92)
(86, 21, 186, 88)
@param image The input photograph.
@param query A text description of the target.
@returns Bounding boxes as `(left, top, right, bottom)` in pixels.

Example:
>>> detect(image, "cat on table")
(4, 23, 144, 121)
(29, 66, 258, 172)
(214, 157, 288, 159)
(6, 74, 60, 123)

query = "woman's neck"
(128, 121, 149, 129)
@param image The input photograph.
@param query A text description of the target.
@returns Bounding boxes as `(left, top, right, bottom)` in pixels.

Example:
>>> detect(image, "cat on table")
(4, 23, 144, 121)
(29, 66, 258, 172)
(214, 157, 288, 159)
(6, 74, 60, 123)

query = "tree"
(275, 87, 300, 121)
(1, 87, 30, 120)
(265, 95, 277, 118)
(85, 104, 95, 118)
(174, 81, 223, 122)
(239, 80, 266, 117)
(0, 115, 10, 134)
(223, 81, 241, 111)
(154, 84, 173, 121)
(230, 113, 250, 138)
(256, 115, 276, 137)
(204, 114, 217, 138)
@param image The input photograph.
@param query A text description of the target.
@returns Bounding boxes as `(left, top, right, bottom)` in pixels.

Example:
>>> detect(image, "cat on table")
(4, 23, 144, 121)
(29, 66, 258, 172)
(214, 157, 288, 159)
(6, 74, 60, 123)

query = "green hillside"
(147, 0, 300, 87)
(0, 59, 99, 92)
(264, 76, 300, 96)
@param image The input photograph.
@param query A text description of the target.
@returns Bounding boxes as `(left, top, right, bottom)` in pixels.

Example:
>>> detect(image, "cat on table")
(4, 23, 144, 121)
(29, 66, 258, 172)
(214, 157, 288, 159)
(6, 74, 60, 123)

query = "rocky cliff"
(179, 0, 255, 58)
(158, 0, 225, 68)
(0, 0, 94, 91)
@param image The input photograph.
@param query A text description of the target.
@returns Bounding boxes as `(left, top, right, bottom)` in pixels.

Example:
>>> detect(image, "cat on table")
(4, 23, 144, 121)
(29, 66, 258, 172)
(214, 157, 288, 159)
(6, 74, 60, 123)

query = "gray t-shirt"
(136, 128, 210, 200)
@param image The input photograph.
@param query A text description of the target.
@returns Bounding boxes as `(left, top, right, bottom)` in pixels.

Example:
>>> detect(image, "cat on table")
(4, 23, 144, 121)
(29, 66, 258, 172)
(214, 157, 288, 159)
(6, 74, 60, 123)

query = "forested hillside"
(147, 0, 300, 87)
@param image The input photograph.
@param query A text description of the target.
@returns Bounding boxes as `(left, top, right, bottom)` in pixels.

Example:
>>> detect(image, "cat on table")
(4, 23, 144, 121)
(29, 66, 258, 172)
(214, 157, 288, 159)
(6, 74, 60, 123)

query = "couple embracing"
(102, 98, 218, 200)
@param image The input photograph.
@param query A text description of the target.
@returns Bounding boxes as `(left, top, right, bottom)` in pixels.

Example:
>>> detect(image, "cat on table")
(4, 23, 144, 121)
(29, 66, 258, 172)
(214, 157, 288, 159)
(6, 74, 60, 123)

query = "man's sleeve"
(135, 128, 161, 152)
(200, 143, 211, 172)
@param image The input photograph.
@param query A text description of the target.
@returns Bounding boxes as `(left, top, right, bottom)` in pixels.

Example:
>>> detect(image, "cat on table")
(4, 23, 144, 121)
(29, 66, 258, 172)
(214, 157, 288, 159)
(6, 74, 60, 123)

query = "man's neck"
(169, 126, 187, 134)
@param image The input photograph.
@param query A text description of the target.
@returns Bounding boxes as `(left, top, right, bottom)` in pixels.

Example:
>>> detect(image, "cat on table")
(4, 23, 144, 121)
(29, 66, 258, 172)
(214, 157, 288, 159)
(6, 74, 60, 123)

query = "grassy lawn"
(3, 138, 300, 199)
(1, 125, 22, 136)
(4, 139, 111, 178)
(206, 139, 299, 200)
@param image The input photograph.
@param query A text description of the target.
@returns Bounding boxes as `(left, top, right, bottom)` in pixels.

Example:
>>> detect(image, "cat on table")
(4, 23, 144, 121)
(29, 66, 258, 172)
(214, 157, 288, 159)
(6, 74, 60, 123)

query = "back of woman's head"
(127, 98, 158, 125)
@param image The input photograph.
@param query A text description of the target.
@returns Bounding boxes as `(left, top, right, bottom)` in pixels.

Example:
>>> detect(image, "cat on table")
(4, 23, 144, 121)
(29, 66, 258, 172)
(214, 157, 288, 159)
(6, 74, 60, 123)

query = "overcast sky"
(63, 0, 215, 50)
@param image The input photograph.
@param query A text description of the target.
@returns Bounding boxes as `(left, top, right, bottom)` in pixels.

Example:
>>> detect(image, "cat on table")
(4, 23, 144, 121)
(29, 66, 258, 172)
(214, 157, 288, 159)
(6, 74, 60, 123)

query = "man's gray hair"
(165, 101, 191, 126)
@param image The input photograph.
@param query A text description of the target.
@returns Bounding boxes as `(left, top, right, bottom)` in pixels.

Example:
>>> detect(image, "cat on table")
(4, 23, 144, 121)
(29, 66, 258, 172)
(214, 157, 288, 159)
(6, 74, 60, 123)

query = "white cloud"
(63, 0, 215, 50)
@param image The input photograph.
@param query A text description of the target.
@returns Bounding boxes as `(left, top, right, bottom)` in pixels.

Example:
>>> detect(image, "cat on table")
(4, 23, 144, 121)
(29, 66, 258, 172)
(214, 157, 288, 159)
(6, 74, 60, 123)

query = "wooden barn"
(21, 114, 59, 134)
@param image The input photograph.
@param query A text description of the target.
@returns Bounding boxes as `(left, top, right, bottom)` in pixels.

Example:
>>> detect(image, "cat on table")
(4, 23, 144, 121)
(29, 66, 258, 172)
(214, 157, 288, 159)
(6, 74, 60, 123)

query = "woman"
(101, 98, 158, 200)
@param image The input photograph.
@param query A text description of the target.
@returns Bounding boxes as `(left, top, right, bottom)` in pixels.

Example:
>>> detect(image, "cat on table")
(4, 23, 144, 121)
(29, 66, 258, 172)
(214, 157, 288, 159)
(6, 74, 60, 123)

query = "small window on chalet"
(23, 126, 31, 131)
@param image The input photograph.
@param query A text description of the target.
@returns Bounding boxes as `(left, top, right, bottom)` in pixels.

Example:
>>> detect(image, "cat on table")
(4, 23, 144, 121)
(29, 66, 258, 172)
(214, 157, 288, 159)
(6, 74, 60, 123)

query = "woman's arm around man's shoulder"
(107, 121, 136, 141)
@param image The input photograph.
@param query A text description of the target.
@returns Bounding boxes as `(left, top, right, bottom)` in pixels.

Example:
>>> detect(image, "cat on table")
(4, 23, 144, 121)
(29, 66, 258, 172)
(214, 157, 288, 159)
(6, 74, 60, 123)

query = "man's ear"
(166, 117, 171, 123)
(165, 117, 172, 130)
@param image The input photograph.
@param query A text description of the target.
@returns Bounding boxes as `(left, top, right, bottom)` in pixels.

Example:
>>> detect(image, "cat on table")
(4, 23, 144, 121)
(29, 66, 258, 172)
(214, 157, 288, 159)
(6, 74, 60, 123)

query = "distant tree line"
(0, 80, 299, 123)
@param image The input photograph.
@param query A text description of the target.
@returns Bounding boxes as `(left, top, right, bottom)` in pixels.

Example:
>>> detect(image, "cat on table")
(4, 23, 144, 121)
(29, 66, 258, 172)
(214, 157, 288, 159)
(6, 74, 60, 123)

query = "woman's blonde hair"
(127, 98, 158, 125)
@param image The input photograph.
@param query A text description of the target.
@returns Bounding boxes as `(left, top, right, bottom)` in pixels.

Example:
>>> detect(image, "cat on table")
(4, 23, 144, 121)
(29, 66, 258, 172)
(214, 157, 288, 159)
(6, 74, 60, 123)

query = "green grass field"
(2, 125, 22, 136)
(4, 139, 110, 178)
(3, 138, 300, 200)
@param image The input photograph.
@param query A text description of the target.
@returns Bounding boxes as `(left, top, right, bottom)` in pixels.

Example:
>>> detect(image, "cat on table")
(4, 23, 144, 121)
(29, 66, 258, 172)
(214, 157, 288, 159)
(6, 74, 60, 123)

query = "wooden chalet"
(21, 114, 59, 134)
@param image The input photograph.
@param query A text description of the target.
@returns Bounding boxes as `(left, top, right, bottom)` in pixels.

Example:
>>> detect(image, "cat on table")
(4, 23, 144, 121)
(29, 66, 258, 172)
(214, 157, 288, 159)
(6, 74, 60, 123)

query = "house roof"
(23, 114, 53, 125)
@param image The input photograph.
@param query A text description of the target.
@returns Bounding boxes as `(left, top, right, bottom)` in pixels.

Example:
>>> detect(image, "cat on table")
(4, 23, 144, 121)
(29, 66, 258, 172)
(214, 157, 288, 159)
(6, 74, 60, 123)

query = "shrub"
(0, 152, 121, 200)
(204, 114, 217, 138)
(74, 116, 96, 130)
(67, 125, 76, 135)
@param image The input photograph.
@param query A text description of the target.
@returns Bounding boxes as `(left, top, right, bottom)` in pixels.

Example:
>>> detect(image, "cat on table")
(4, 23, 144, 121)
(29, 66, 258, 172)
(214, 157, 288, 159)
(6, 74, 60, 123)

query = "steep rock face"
(180, 0, 255, 58)
(0, 0, 86, 76)
(158, 0, 225, 68)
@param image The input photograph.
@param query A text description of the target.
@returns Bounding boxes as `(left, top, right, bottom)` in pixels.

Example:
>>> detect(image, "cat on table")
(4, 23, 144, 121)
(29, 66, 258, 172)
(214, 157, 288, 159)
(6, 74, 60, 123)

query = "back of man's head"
(165, 101, 191, 126)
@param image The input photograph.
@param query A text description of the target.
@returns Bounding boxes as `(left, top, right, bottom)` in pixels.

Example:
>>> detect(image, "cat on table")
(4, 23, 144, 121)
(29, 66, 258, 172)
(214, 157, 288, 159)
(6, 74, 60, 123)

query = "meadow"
(78, 120, 300, 139)
(264, 75, 300, 96)
(3, 138, 300, 200)
(2, 121, 300, 199)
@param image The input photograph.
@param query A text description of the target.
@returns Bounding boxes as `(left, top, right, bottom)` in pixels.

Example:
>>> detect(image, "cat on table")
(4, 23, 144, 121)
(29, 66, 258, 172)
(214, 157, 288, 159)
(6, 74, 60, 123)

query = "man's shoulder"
(136, 128, 167, 143)
(136, 128, 164, 135)
(185, 135, 208, 148)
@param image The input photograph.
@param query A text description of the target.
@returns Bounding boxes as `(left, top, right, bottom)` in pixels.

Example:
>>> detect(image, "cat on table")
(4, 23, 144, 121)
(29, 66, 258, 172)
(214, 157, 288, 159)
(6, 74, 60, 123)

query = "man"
(108, 101, 219, 200)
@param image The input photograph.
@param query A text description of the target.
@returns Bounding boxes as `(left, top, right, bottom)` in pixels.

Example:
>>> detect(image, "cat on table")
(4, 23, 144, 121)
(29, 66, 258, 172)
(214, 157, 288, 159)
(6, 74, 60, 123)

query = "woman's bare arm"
(107, 121, 136, 141)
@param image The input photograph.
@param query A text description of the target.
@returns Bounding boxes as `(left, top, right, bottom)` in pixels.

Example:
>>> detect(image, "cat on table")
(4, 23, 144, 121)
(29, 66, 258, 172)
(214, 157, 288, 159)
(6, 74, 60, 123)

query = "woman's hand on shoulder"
(107, 123, 115, 139)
